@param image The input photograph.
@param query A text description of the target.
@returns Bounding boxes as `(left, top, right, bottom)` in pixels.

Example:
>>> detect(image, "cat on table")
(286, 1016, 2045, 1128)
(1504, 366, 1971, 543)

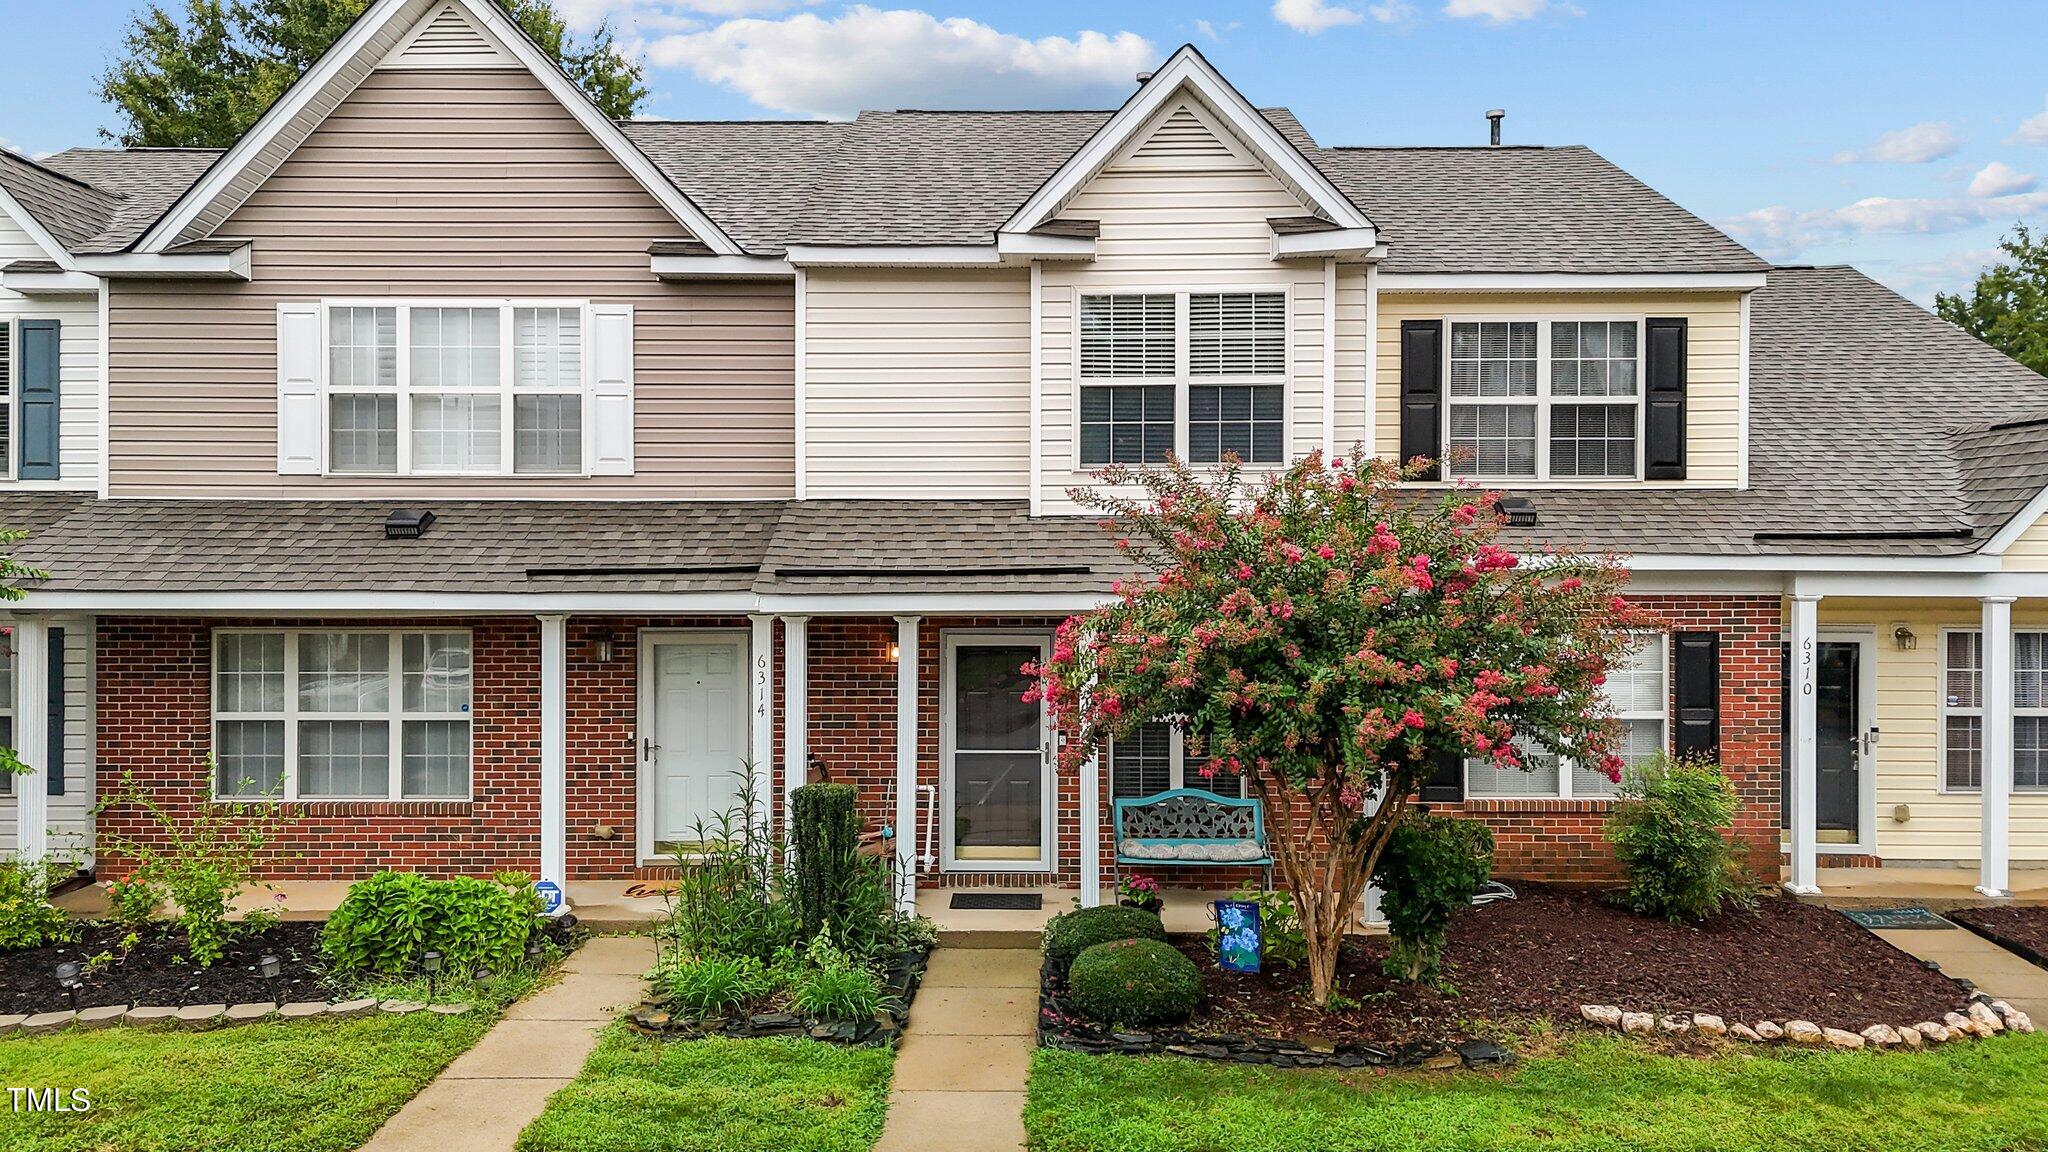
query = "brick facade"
(94, 596, 1782, 889)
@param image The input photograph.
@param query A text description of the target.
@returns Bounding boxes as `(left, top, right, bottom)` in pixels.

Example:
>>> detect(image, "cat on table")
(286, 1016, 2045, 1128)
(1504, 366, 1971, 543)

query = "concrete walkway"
(358, 934, 654, 1152)
(1873, 924, 2048, 1021)
(875, 947, 1041, 1152)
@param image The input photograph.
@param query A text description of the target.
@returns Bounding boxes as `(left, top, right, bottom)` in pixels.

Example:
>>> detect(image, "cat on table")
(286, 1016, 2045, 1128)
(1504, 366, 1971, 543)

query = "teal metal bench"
(1111, 788, 1272, 892)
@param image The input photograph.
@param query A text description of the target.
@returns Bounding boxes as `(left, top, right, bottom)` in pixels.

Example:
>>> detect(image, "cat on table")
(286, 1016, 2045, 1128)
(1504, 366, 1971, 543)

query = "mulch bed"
(0, 921, 331, 1014)
(631, 944, 930, 1048)
(1948, 904, 2048, 971)
(1045, 884, 1971, 1058)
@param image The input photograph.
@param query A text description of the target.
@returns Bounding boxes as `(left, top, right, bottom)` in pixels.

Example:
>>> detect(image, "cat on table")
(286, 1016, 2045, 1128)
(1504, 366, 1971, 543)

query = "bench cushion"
(1119, 838, 1266, 862)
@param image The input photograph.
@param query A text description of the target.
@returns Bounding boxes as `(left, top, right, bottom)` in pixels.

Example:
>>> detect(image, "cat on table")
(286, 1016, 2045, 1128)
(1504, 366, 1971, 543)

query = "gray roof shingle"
(0, 148, 219, 255)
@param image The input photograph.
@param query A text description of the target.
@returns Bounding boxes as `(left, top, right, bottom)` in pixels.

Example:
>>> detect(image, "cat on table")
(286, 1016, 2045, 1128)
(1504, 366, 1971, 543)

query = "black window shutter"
(1419, 750, 1464, 803)
(1672, 630, 1719, 760)
(1399, 320, 1444, 480)
(44, 628, 64, 796)
(17, 319, 60, 481)
(1643, 317, 1686, 480)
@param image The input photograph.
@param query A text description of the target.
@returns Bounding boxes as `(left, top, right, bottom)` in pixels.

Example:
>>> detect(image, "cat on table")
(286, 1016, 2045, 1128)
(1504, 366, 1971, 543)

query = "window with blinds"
(1108, 721, 1247, 798)
(1078, 291, 1287, 468)
(1080, 294, 1175, 378)
(1189, 292, 1285, 376)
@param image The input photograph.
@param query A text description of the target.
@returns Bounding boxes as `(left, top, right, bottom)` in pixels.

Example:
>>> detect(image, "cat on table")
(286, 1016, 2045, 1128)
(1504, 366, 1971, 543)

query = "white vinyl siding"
(213, 628, 473, 801)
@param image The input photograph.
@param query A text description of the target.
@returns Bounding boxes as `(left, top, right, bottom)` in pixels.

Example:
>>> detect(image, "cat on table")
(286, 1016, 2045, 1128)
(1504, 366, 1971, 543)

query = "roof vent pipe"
(1135, 70, 1154, 84)
(1486, 108, 1506, 146)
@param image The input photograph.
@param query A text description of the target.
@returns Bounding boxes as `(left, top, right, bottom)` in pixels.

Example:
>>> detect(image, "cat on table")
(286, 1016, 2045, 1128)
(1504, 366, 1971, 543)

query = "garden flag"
(1216, 899, 1261, 973)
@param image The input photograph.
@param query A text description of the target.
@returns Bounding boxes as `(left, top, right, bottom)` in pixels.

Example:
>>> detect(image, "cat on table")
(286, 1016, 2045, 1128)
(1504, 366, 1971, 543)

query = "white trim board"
(137, 0, 743, 257)
(1377, 272, 1768, 293)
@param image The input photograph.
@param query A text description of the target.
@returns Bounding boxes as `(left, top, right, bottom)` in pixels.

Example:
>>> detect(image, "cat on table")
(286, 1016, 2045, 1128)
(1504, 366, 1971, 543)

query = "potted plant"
(1117, 874, 1163, 914)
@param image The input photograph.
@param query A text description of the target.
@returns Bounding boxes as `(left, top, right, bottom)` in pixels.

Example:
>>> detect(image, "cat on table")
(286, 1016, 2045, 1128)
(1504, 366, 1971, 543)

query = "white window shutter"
(276, 303, 322, 474)
(587, 303, 635, 475)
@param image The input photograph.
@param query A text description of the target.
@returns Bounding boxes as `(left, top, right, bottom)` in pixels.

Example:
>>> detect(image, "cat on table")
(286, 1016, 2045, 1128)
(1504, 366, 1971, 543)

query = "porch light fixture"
(1493, 496, 1539, 528)
(54, 961, 81, 1010)
(1892, 624, 1917, 651)
(887, 641, 901, 662)
(589, 634, 616, 663)
(384, 509, 437, 539)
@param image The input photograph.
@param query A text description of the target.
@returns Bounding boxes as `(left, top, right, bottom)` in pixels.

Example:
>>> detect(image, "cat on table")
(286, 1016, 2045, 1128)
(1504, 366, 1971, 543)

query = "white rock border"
(0, 998, 473, 1038)
(1578, 994, 2032, 1050)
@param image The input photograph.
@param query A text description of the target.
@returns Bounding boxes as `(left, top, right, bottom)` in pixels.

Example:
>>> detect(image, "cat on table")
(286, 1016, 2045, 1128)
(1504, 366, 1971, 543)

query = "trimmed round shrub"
(1042, 905, 1166, 969)
(1067, 939, 1202, 1027)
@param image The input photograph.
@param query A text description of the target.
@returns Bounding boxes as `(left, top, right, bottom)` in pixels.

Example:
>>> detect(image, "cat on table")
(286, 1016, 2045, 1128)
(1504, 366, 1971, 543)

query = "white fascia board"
(0, 270, 99, 295)
(138, 0, 745, 258)
(1622, 551, 1998, 574)
(785, 244, 1003, 268)
(16, 589, 1111, 616)
(1271, 228, 1379, 260)
(995, 231, 1096, 260)
(1376, 271, 1769, 293)
(0, 183, 81, 274)
(72, 246, 251, 280)
(1981, 484, 2048, 555)
(1791, 570, 2048, 599)
(1001, 45, 1372, 236)
(649, 254, 794, 279)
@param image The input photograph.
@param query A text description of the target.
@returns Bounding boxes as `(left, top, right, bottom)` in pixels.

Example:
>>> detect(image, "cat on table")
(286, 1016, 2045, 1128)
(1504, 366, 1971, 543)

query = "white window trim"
(211, 626, 475, 803)
(1464, 631, 1669, 800)
(317, 298, 593, 479)
(0, 316, 16, 482)
(1106, 722, 1248, 799)
(0, 633, 12, 795)
(1072, 285, 1293, 471)
(1441, 314, 1646, 484)
(1937, 626, 2048, 795)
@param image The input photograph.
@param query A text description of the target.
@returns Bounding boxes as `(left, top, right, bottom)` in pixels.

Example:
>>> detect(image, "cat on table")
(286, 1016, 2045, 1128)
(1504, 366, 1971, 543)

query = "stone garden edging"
(1578, 993, 2034, 1050)
(0, 997, 476, 1037)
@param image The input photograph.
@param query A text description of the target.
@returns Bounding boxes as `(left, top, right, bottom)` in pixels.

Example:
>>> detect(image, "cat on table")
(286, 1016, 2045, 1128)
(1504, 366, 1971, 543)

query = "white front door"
(641, 634, 748, 852)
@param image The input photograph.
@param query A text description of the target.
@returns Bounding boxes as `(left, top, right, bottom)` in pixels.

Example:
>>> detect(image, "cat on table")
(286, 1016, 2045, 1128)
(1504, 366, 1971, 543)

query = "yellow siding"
(1817, 598, 2048, 861)
(2002, 514, 2048, 570)
(802, 268, 1031, 497)
(1038, 96, 1330, 513)
(1374, 291, 1744, 487)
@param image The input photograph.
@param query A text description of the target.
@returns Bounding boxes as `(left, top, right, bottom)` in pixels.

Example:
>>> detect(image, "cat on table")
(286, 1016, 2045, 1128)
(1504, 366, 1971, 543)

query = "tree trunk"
(1260, 768, 1405, 1007)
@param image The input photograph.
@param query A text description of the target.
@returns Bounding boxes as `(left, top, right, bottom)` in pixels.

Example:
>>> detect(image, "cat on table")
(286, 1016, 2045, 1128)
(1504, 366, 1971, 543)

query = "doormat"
(949, 892, 1043, 911)
(1840, 906, 1952, 930)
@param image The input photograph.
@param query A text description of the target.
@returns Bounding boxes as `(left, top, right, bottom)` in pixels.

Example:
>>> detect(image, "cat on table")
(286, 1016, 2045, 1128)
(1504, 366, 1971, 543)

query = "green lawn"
(0, 1011, 494, 1152)
(1026, 1034, 2048, 1152)
(516, 1030, 893, 1152)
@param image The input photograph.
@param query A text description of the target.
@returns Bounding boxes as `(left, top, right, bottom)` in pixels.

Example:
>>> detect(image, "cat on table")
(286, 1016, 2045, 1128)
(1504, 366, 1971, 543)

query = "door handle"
(643, 737, 660, 761)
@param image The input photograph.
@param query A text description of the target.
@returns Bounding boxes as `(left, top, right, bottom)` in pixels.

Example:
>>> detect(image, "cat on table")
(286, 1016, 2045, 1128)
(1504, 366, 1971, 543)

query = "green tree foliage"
(1937, 225, 2048, 376)
(98, 0, 647, 147)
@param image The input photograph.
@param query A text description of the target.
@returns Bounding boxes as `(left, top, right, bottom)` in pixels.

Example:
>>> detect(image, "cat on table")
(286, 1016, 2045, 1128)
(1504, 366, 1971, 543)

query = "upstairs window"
(324, 300, 587, 477)
(1080, 291, 1287, 468)
(1446, 317, 1642, 482)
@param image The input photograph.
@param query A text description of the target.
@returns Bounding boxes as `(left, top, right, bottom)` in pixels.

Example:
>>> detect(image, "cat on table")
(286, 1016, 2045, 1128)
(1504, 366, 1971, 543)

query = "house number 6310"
(1799, 636, 1814, 696)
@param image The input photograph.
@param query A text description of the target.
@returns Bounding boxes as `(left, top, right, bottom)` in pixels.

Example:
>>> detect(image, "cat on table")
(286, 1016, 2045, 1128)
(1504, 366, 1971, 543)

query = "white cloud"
(2014, 97, 2048, 145)
(1194, 18, 1242, 40)
(1369, 2, 1417, 22)
(1442, 0, 1557, 22)
(1721, 191, 2048, 260)
(1968, 161, 2038, 198)
(645, 7, 1155, 119)
(1830, 121, 1960, 165)
(1272, 0, 1362, 34)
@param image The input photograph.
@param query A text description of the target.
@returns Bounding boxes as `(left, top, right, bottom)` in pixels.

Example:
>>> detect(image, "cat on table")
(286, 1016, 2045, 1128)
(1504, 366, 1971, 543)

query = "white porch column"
(12, 615, 48, 864)
(1079, 748, 1102, 907)
(893, 615, 921, 913)
(1785, 593, 1822, 895)
(748, 613, 775, 840)
(1979, 596, 2016, 898)
(780, 615, 809, 835)
(537, 614, 568, 906)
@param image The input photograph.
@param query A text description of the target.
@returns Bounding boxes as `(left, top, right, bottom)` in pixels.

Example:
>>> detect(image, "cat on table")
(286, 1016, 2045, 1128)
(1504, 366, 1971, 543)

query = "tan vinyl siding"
(111, 67, 793, 498)
(1374, 292, 1744, 487)
(803, 268, 1030, 497)
(1817, 598, 2048, 862)
(1038, 98, 1329, 514)
(2002, 514, 2048, 570)
(0, 214, 100, 491)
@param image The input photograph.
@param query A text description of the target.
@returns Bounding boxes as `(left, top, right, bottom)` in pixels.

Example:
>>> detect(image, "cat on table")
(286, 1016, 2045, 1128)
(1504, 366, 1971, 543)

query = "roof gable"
(136, 0, 740, 255)
(378, 0, 517, 70)
(1001, 45, 1371, 240)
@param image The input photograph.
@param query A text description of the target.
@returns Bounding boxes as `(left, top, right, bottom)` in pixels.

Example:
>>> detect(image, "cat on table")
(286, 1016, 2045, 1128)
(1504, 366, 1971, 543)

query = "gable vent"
(381, 3, 515, 70)
(1131, 106, 1235, 162)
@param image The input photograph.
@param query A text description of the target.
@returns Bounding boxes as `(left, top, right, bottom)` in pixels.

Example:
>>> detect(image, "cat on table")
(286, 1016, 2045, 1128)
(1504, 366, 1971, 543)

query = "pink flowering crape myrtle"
(1031, 449, 1655, 1005)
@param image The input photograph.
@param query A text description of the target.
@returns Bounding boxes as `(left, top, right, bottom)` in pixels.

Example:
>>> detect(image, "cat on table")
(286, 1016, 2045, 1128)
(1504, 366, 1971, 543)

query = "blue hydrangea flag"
(1215, 899, 1261, 973)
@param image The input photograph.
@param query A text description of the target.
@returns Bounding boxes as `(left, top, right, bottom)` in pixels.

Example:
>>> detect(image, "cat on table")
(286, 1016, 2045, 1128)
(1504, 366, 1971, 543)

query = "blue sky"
(4, 0, 2047, 303)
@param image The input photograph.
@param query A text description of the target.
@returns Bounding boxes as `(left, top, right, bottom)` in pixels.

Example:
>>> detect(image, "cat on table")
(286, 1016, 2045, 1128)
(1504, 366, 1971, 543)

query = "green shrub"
(790, 782, 862, 940)
(661, 954, 774, 1017)
(785, 929, 883, 1022)
(1202, 881, 1306, 969)
(1067, 938, 1202, 1027)
(1371, 812, 1492, 986)
(322, 870, 544, 978)
(665, 773, 802, 964)
(103, 874, 164, 932)
(1605, 754, 1757, 922)
(1042, 905, 1167, 970)
(0, 859, 74, 952)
